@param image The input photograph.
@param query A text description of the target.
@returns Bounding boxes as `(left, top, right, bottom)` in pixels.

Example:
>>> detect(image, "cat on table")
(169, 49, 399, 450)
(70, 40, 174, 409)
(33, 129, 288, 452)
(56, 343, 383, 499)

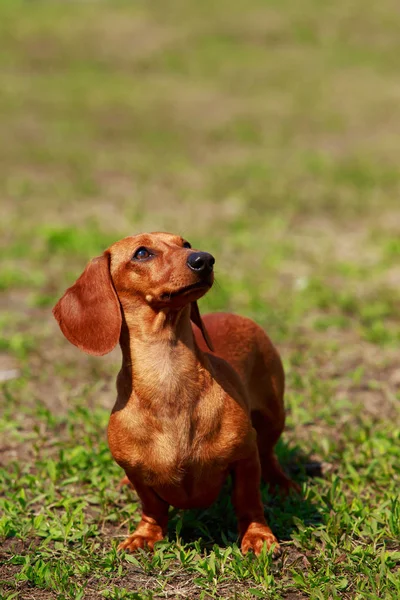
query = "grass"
(1, 0, 400, 598)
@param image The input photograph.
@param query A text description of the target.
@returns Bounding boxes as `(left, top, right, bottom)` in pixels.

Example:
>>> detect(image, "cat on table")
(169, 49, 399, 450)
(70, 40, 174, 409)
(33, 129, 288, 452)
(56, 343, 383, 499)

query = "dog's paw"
(241, 525, 281, 558)
(276, 477, 301, 497)
(261, 454, 301, 497)
(117, 475, 135, 491)
(118, 531, 162, 553)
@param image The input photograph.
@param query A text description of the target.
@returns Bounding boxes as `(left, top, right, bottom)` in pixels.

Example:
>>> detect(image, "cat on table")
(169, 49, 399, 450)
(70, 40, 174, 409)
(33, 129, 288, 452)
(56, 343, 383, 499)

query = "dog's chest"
(108, 392, 245, 487)
(144, 413, 194, 483)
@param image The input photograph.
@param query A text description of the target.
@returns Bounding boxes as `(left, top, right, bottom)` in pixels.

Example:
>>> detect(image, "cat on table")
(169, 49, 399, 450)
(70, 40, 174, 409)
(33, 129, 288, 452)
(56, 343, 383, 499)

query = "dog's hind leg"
(251, 408, 300, 495)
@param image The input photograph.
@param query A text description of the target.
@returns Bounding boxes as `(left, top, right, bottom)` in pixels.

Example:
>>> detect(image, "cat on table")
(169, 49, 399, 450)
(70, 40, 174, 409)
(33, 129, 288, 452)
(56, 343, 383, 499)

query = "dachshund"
(53, 232, 298, 557)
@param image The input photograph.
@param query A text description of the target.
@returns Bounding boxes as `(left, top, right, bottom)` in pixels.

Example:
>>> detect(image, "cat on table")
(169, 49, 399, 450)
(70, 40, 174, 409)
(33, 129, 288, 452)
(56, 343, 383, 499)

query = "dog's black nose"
(187, 252, 215, 275)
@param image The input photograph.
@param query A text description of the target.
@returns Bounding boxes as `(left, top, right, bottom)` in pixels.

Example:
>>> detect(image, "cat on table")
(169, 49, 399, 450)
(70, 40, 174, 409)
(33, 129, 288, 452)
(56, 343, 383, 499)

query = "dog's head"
(53, 232, 214, 356)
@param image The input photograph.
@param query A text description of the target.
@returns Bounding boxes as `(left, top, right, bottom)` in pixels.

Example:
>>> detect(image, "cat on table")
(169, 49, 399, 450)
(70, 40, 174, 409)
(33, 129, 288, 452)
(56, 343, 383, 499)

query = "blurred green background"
(1, 1, 399, 599)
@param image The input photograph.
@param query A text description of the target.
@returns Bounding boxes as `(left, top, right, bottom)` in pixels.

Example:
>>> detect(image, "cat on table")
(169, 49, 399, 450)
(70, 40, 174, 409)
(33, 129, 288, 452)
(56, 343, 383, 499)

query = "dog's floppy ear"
(190, 301, 214, 352)
(53, 252, 122, 356)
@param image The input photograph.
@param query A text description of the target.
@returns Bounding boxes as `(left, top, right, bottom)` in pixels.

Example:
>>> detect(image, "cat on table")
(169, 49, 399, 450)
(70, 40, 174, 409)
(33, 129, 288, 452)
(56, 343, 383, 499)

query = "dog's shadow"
(167, 440, 326, 550)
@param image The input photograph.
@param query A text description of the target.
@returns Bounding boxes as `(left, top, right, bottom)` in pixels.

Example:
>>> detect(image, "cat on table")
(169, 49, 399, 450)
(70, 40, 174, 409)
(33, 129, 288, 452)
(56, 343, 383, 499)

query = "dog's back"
(193, 312, 291, 490)
(193, 312, 284, 409)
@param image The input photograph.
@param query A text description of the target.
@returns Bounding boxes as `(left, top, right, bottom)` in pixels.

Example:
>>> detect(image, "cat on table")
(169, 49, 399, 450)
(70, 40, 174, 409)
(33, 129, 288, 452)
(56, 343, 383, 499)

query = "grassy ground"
(1, 0, 400, 598)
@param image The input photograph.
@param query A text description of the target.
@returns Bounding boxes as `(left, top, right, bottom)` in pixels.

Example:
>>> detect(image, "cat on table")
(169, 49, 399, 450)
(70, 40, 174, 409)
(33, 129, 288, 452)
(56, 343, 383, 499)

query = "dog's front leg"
(232, 449, 281, 558)
(118, 476, 169, 553)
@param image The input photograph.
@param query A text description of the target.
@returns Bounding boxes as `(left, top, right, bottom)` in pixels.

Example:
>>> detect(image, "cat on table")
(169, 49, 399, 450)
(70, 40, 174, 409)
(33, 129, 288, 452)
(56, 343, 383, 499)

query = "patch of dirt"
(0, 541, 53, 600)
(323, 339, 399, 420)
(0, 544, 309, 600)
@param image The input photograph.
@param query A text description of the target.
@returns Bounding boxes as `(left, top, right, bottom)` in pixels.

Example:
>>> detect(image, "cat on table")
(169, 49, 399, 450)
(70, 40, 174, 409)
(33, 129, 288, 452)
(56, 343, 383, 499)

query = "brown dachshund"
(53, 232, 298, 557)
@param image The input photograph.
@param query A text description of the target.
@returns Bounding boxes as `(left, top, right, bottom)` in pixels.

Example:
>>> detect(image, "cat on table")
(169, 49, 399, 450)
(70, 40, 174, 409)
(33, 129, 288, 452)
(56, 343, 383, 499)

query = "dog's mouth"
(160, 280, 212, 301)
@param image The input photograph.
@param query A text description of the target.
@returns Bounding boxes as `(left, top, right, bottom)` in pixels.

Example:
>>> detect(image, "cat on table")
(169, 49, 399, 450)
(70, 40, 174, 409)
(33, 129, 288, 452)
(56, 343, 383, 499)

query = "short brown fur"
(53, 232, 298, 557)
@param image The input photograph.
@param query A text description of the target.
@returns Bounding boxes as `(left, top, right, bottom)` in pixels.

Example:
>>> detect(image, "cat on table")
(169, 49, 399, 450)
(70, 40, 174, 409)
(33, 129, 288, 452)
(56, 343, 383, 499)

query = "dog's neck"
(116, 302, 208, 412)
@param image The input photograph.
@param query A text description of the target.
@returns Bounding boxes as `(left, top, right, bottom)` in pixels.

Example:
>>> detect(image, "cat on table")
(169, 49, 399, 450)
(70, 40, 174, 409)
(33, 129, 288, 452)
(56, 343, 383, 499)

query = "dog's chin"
(158, 280, 212, 308)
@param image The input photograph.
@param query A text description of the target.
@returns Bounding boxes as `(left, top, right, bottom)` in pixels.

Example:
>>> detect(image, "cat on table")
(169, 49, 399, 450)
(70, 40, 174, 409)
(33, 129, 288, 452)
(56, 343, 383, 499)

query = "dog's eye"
(133, 247, 152, 261)
(183, 241, 191, 249)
